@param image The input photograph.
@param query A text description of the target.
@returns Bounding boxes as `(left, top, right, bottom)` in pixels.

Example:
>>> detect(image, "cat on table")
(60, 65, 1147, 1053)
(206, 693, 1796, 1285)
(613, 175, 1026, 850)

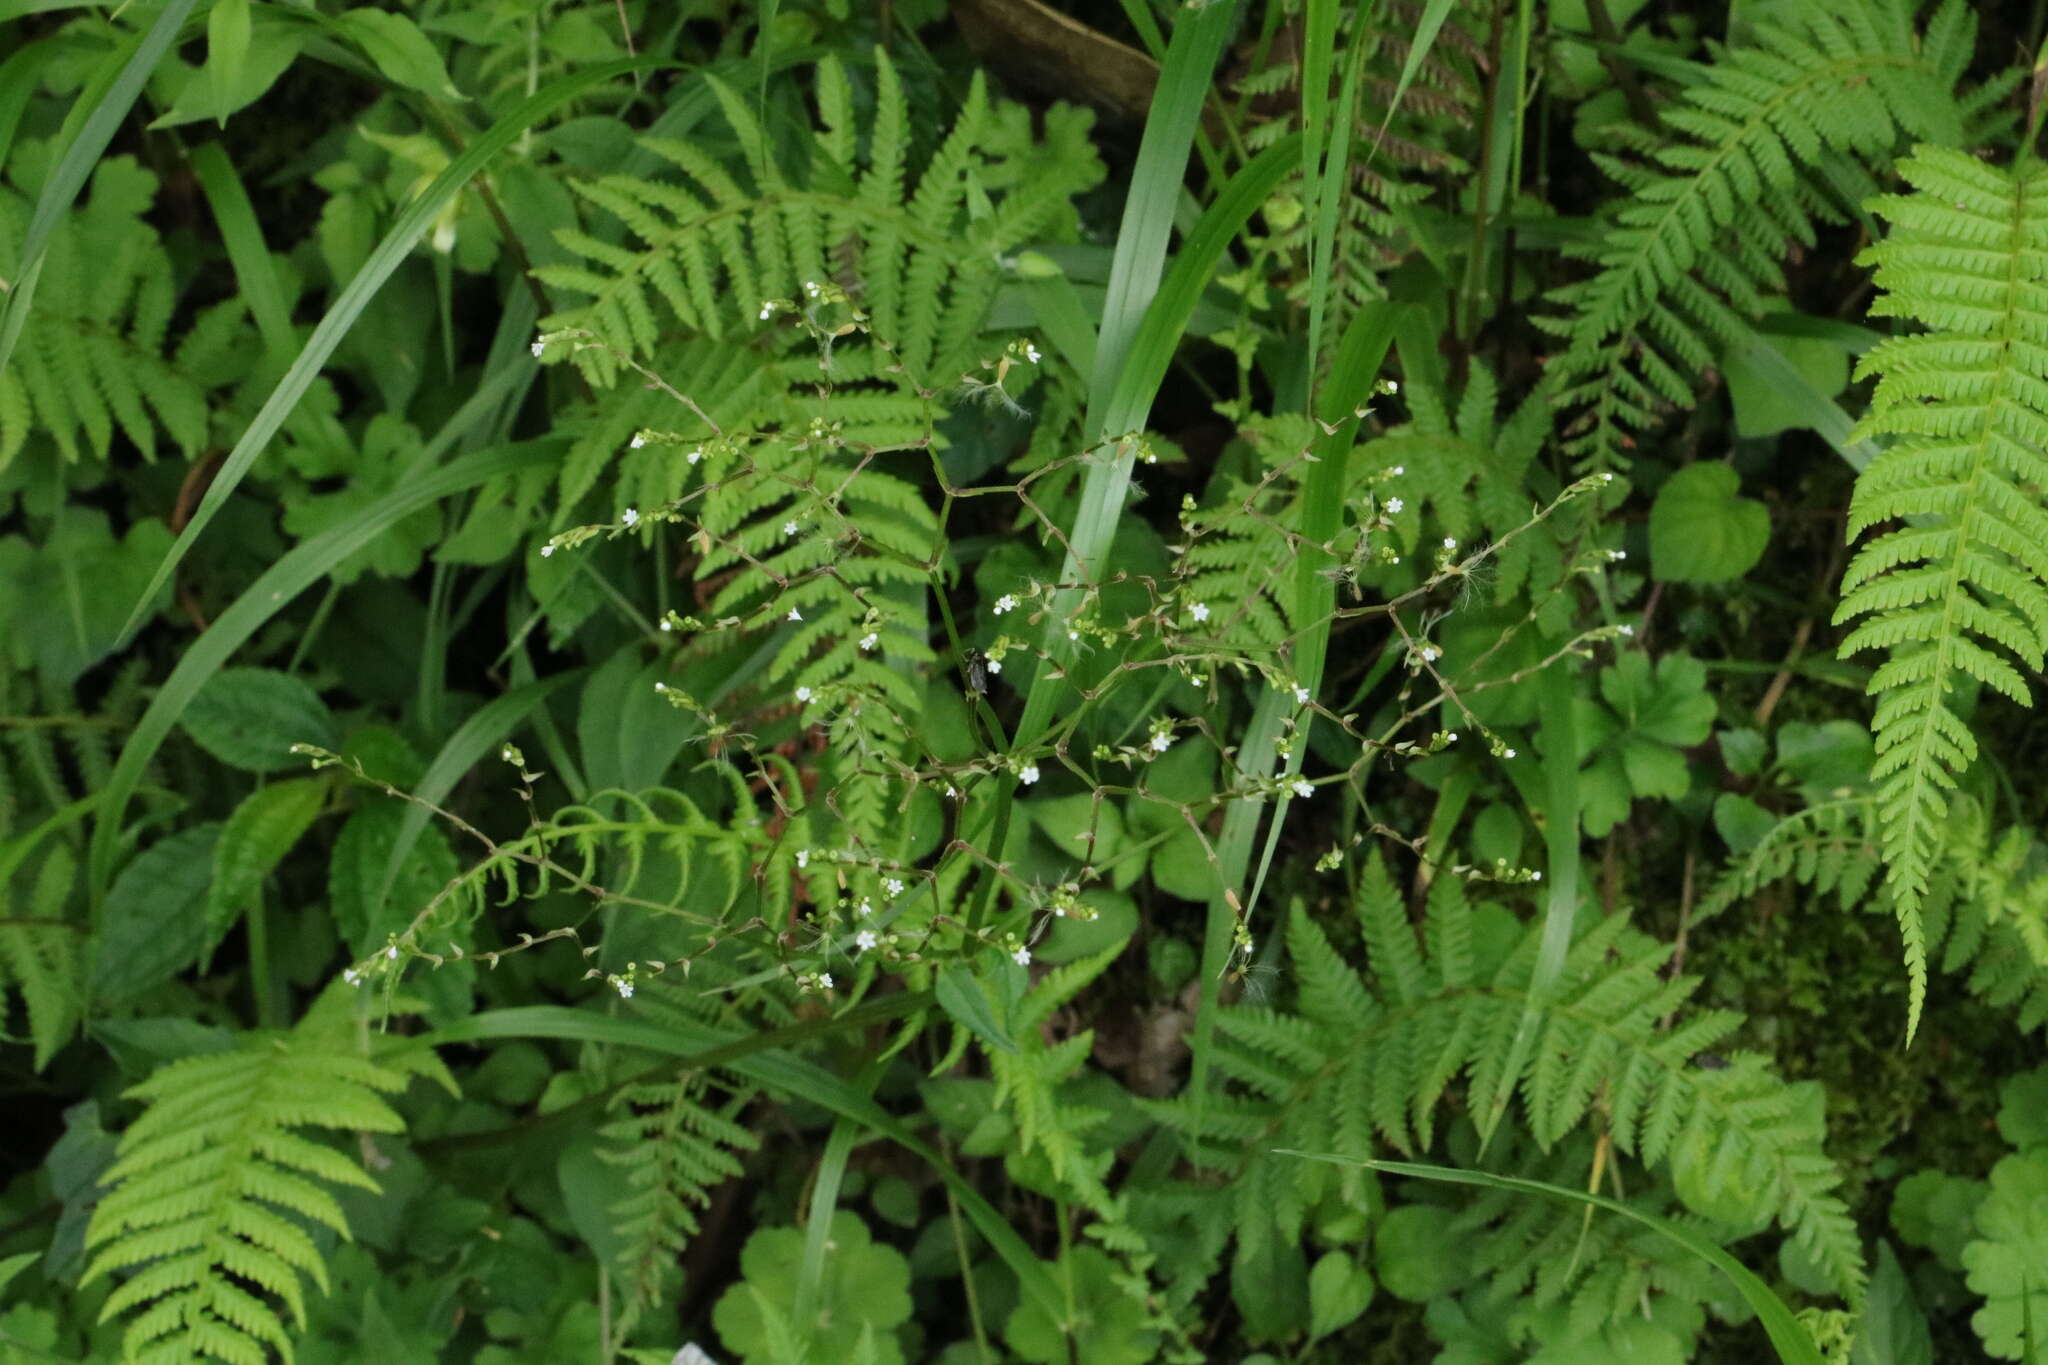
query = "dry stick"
(1661, 841, 1698, 1030)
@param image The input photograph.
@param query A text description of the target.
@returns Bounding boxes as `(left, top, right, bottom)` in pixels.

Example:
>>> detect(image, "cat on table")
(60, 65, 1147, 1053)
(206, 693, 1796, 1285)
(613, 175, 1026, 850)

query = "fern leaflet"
(81, 984, 411, 1364)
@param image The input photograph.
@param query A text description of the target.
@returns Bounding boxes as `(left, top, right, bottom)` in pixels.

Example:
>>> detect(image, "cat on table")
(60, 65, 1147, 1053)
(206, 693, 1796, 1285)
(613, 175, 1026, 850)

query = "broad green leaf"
(180, 667, 340, 773)
(330, 800, 459, 956)
(1649, 463, 1770, 584)
(1852, 1243, 1932, 1365)
(1307, 1250, 1375, 1342)
(208, 778, 326, 940)
(935, 962, 1019, 1054)
(205, 0, 252, 126)
(1963, 1150, 2048, 1361)
(338, 9, 460, 98)
(92, 824, 220, 1003)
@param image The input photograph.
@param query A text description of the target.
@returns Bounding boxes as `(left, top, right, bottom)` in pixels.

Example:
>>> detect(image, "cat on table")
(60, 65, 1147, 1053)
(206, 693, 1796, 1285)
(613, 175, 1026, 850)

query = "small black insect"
(963, 649, 991, 697)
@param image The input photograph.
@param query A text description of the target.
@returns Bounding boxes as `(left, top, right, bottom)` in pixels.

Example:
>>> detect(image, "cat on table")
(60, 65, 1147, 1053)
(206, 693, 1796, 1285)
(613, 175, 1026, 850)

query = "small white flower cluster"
(993, 594, 1017, 615)
(886, 878, 904, 897)
(622, 507, 640, 528)
(1411, 642, 1443, 665)
(1017, 762, 1041, 785)
(1189, 601, 1210, 623)
(630, 434, 646, 450)
(1289, 778, 1314, 799)
(1022, 342, 1041, 364)
(860, 632, 879, 651)
(1385, 496, 1404, 515)
(783, 520, 799, 537)
(798, 970, 834, 993)
(1293, 683, 1311, 704)
(1012, 945, 1032, 967)
(610, 974, 636, 1000)
(855, 929, 879, 953)
(1148, 729, 1172, 754)
(795, 686, 813, 703)
(788, 607, 802, 622)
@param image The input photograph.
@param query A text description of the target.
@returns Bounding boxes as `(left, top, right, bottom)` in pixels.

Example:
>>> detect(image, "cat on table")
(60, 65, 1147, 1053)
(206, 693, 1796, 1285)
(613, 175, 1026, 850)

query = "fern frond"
(82, 985, 407, 1363)
(1540, 0, 1978, 469)
(0, 154, 240, 468)
(599, 1075, 757, 1328)
(1832, 145, 2048, 1042)
(0, 841, 84, 1070)
(1147, 855, 1864, 1299)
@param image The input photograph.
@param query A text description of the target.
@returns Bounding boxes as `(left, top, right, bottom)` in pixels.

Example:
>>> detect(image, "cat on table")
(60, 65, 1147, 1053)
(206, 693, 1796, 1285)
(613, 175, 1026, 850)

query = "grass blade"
(86, 439, 565, 906)
(1478, 656, 1581, 1154)
(115, 57, 653, 647)
(188, 142, 295, 365)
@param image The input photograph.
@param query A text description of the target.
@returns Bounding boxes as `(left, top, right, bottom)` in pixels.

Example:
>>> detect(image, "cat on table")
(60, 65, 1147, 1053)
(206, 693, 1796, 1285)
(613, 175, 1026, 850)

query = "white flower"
(687, 449, 702, 465)
(818, 972, 833, 989)
(541, 544, 556, 558)
(860, 632, 879, 651)
(1385, 497, 1404, 514)
(796, 849, 809, 868)
(1150, 732, 1171, 753)
(1012, 946, 1032, 967)
(1190, 602, 1210, 623)
(1609, 549, 1627, 561)
(530, 340, 545, 358)
(1619, 624, 1635, 637)
(788, 607, 802, 622)
(344, 968, 362, 986)
(660, 618, 673, 631)
(1019, 764, 1040, 785)
(804, 280, 820, 297)
(386, 945, 399, 961)
(886, 878, 904, 897)
(629, 434, 645, 450)
(615, 978, 635, 999)
(856, 929, 878, 952)
(783, 520, 798, 536)
(1533, 870, 1543, 881)
(796, 686, 813, 703)
(1386, 378, 1400, 393)
(994, 594, 1017, 615)
(1291, 779, 1313, 798)
(758, 302, 774, 320)
(986, 659, 1002, 675)
(945, 785, 959, 799)
(1294, 685, 1311, 704)
(1443, 537, 1457, 550)
(1023, 342, 1041, 363)
(1068, 630, 1079, 640)
(858, 899, 874, 917)
(622, 507, 640, 528)
(1504, 748, 1517, 759)
(654, 682, 667, 693)
(1390, 465, 1405, 476)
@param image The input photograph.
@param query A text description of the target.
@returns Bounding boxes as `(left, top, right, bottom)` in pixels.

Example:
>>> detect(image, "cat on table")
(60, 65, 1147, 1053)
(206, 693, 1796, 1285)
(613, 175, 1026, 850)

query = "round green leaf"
(1649, 463, 1769, 584)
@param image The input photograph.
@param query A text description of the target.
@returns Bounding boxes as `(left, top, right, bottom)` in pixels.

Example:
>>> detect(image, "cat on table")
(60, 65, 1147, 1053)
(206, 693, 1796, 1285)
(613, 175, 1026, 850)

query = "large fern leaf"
(81, 985, 409, 1364)
(1539, 0, 1980, 469)
(0, 153, 244, 469)
(1833, 144, 2048, 1043)
(1147, 855, 1864, 1300)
